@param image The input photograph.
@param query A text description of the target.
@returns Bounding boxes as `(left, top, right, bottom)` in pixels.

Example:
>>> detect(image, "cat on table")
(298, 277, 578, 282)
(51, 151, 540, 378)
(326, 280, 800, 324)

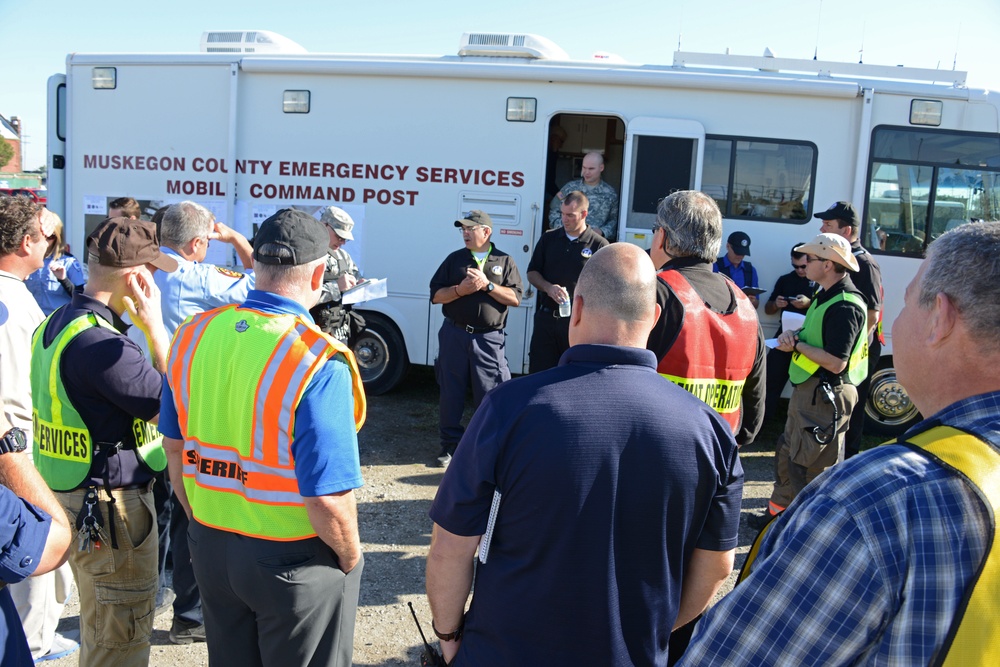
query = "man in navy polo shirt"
(426, 243, 743, 666)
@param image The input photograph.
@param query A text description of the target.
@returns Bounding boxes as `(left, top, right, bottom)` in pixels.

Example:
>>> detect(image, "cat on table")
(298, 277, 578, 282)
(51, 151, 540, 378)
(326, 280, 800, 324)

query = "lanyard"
(470, 245, 492, 270)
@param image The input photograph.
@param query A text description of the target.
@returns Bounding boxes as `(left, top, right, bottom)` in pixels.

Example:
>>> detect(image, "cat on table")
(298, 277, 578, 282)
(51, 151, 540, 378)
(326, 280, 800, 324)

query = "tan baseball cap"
(795, 233, 859, 272)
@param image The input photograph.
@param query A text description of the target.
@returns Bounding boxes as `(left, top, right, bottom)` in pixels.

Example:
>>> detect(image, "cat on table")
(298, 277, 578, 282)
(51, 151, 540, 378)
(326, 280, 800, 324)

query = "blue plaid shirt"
(680, 391, 1000, 666)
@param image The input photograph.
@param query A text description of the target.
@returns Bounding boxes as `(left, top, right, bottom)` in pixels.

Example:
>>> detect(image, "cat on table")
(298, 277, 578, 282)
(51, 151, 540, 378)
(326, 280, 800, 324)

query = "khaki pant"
(57, 486, 158, 667)
(767, 376, 857, 509)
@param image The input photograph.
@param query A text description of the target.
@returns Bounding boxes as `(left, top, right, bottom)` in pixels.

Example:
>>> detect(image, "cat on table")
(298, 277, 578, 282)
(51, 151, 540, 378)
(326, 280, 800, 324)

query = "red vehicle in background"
(0, 187, 47, 205)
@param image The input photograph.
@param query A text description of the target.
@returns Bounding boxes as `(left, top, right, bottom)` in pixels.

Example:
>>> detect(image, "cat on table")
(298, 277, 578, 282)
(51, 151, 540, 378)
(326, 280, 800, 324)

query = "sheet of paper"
(782, 311, 806, 333)
(343, 277, 387, 305)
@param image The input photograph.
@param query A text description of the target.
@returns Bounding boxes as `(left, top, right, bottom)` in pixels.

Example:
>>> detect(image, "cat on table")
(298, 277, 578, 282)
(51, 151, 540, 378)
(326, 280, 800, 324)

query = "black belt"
(537, 305, 565, 318)
(445, 318, 499, 335)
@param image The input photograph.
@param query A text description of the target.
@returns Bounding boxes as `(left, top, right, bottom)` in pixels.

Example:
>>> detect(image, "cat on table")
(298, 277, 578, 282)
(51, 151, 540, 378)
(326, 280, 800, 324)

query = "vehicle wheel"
(864, 360, 921, 437)
(352, 312, 409, 395)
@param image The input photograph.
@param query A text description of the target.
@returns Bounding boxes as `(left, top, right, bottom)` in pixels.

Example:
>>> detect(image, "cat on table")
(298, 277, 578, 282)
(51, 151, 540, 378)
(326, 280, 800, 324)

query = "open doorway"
(545, 113, 625, 234)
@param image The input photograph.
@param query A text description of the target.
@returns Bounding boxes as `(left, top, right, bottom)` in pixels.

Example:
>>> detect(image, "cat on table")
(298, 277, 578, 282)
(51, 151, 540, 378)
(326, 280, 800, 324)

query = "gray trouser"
(188, 519, 363, 667)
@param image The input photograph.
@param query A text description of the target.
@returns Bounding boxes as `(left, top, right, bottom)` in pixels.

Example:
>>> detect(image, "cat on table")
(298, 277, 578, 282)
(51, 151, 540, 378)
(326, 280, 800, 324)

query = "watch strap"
(432, 616, 464, 642)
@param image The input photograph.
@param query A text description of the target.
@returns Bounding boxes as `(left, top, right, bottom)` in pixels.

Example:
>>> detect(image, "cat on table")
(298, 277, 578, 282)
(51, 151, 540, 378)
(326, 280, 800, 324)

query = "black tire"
(864, 359, 922, 437)
(352, 312, 409, 395)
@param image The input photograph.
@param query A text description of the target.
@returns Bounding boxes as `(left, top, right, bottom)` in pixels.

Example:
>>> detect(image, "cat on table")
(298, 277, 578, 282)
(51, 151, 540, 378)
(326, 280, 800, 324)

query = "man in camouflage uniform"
(548, 152, 619, 240)
(310, 206, 363, 345)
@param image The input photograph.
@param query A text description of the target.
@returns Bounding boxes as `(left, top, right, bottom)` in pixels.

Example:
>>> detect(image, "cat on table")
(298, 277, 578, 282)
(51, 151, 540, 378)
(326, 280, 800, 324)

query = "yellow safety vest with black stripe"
(788, 290, 868, 386)
(168, 304, 366, 541)
(29, 313, 166, 491)
(740, 425, 1000, 666)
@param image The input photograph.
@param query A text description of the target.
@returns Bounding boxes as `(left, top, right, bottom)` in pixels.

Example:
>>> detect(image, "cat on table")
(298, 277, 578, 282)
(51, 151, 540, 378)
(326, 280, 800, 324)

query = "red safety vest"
(656, 270, 758, 434)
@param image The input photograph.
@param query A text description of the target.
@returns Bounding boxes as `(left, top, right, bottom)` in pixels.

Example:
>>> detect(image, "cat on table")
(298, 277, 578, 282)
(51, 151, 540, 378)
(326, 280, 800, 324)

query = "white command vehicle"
(47, 31, 1000, 435)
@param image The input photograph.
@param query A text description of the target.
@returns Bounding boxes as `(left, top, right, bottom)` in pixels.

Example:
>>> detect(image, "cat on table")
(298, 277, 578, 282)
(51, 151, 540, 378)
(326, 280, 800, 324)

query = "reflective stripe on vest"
(738, 425, 1000, 665)
(29, 313, 165, 491)
(169, 305, 366, 541)
(655, 270, 758, 433)
(901, 426, 1000, 666)
(788, 290, 868, 386)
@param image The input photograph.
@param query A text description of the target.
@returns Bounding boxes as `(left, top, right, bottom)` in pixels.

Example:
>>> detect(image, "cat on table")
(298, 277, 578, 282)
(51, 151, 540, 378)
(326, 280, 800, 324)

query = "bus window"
(703, 136, 815, 222)
(866, 126, 1000, 256)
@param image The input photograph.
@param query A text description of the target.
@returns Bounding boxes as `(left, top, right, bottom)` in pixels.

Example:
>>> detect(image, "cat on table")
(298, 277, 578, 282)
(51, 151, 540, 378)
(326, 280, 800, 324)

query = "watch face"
(0, 427, 27, 454)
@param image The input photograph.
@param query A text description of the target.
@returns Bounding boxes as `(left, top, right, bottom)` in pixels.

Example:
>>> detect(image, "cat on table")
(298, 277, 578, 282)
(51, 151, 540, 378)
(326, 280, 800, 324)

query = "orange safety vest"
(168, 304, 366, 541)
(656, 270, 758, 434)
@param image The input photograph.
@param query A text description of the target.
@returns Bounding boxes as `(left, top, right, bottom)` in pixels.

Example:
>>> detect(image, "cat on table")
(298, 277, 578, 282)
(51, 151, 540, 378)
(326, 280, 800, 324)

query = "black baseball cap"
(455, 210, 493, 229)
(253, 209, 329, 266)
(728, 231, 752, 256)
(813, 201, 860, 228)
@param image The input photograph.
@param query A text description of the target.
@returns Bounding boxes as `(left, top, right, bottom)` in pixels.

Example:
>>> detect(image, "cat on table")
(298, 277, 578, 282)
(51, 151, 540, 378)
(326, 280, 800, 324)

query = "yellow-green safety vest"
(788, 290, 868, 386)
(30, 313, 165, 491)
(168, 305, 366, 541)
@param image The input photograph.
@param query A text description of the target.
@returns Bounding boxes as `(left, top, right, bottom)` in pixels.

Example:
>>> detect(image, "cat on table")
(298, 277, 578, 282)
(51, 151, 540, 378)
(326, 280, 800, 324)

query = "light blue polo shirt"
(153, 247, 255, 336)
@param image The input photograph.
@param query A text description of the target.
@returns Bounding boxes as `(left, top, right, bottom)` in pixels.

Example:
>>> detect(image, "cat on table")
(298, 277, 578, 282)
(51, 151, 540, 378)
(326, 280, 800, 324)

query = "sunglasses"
(791, 263, 807, 269)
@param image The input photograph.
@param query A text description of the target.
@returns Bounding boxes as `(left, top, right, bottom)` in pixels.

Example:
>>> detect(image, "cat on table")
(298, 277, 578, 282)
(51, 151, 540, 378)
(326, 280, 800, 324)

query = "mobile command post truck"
(47, 30, 1000, 435)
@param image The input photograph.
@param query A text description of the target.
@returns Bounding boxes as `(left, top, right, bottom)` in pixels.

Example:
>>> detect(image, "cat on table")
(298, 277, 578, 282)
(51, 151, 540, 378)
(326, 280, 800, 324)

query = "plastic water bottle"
(558, 297, 571, 318)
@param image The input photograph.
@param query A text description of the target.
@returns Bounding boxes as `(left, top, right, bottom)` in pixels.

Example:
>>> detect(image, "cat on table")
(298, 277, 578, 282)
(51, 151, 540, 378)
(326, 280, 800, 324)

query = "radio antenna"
(813, 0, 823, 60)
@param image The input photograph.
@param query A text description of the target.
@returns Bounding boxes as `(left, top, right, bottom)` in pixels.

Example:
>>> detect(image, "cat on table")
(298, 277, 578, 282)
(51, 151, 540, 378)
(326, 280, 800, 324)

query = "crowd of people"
(1, 163, 998, 666)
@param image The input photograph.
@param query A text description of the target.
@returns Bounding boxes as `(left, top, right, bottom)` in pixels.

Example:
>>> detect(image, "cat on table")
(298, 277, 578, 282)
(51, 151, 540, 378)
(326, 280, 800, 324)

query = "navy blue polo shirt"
(430, 344, 743, 665)
(42, 292, 163, 489)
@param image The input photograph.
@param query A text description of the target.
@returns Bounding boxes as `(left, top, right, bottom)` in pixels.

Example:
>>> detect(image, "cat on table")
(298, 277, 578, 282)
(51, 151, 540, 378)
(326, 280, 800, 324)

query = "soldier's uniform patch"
(216, 266, 244, 279)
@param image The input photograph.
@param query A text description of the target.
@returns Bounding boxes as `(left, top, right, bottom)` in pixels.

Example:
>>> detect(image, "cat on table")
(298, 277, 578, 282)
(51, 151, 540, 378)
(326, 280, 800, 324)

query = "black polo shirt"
(850, 240, 883, 314)
(42, 292, 162, 489)
(429, 244, 523, 330)
(814, 275, 867, 369)
(766, 270, 815, 335)
(527, 226, 608, 311)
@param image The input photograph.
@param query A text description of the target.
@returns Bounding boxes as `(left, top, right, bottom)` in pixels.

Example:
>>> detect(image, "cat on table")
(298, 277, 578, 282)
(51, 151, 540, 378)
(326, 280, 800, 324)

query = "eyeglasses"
(791, 263, 807, 269)
(460, 225, 485, 233)
(805, 255, 825, 263)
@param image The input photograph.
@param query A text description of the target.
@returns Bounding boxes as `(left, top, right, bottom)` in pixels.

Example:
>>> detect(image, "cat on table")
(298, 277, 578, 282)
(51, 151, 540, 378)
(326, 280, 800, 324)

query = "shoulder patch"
(215, 266, 244, 279)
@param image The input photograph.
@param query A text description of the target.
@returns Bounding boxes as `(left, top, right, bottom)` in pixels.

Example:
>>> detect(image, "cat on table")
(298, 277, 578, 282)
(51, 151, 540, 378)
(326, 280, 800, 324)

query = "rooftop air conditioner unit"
(200, 30, 307, 54)
(459, 32, 569, 60)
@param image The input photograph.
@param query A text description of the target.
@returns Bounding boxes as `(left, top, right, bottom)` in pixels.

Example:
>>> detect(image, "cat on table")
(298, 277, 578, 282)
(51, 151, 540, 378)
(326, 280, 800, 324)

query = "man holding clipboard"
(714, 231, 763, 307)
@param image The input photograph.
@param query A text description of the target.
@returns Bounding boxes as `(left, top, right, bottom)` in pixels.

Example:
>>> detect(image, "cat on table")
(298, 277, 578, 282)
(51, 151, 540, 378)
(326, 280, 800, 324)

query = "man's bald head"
(581, 152, 606, 186)
(570, 244, 659, 348)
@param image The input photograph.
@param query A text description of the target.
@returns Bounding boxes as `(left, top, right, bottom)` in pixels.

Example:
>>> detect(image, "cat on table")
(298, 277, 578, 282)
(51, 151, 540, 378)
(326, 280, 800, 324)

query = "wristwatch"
(0, 427, 27, 455)
(486, 282, 495, 293)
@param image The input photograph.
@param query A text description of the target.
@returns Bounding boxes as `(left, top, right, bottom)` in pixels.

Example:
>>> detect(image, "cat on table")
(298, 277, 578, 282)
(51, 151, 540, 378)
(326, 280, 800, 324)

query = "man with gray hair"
(427, 243, 742, 665)
(647, 190, 765, 446)
(681, 221, 1000, 665)
(155, 200, 255, 334)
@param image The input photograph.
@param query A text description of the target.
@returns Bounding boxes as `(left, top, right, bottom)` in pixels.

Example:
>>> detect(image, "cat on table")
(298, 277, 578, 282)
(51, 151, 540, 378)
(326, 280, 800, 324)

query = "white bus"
(47, 30, 1000, 435)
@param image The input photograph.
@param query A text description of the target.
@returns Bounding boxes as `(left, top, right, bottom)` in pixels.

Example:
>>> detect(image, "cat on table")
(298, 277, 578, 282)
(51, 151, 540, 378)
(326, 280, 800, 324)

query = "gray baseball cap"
(320, 206, 355, 241)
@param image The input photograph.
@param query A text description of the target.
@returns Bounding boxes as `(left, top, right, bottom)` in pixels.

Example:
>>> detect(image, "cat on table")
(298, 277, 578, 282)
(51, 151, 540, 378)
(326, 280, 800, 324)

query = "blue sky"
(3, 0, 999, 170)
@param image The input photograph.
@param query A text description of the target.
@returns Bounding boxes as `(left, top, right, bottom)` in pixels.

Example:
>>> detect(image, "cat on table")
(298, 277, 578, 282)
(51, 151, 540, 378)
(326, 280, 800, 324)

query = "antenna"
(677, 19, 682, 53)
(813, 0, 823, 60)
(859, 21, 865, 64)
(952, 23, 962, 71)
